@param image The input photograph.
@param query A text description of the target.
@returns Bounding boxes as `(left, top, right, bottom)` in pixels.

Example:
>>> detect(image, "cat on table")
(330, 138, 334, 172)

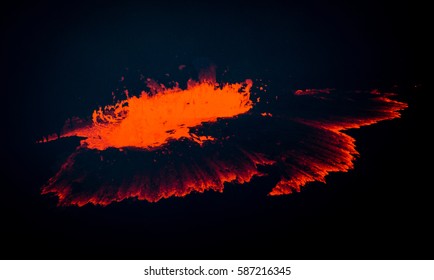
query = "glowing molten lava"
(39, 71, 407, 206)
(45, 79, 253, 150)
(269, 92, 408, 196)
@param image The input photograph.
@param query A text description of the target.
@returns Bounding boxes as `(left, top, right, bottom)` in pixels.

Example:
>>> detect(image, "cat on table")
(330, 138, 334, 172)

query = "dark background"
(1, 0, 429, 259)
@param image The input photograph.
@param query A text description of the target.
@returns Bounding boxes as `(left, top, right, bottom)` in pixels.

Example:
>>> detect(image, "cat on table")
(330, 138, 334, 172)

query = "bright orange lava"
(44, 78, 253, 150)
(39, 72, 408, 207)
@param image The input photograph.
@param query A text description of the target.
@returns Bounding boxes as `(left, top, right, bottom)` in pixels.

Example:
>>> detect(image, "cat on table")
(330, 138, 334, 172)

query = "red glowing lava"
(41, 146, 274, 206)
(39, 71, 407, 206)
(42, 77, 252, 150)
(269, 92, 408, 195)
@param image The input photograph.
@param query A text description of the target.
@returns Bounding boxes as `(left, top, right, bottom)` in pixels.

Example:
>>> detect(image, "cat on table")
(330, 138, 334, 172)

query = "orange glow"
(40, 72, 408, 207)
(44, 78, 253, 150)
(269, 93, 408, 196)
(41, 148, 274, 206)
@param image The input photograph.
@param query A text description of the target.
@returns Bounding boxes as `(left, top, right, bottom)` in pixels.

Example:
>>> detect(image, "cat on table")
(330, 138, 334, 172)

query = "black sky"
(1, 0, 429, 259)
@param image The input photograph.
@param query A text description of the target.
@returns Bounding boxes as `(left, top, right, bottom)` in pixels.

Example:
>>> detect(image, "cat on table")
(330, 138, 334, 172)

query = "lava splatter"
(40, 77, 252, 150)
(39, 70, 407, 206)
